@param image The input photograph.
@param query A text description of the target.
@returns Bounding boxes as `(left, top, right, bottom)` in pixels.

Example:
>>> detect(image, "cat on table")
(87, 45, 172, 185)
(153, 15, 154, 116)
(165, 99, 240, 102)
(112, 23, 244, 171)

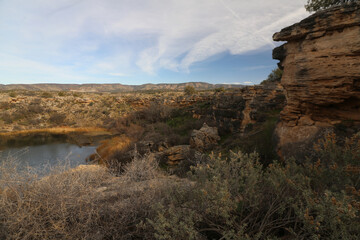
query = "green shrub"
(41, 91, 52, 98)
(214, 87, 225, 93)
(305, 0, 359, 12)
(49, 112, 66, 125)
(149, 135, 360, 239)
(184, 86, 196, 95)
(1, 133, 359, 239)
(58, 91, 66, 97)
(1, 112, 13, 124)
(261, 68, 283, 85)
(8, 92, 17, 98)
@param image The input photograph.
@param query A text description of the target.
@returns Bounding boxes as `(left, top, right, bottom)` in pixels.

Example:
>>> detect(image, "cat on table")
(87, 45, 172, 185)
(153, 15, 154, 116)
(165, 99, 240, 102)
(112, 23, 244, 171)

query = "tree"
(184, 85, 196, 95)
(260, 68, 283, 85)
(305, 0, 358, 12)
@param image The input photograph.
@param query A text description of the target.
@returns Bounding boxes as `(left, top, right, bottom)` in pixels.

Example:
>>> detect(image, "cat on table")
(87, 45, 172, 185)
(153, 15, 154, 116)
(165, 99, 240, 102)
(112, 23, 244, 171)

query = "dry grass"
(122, 153, 158, 182)
(96, 135, 133, 161)
(0, 127, 111, 137)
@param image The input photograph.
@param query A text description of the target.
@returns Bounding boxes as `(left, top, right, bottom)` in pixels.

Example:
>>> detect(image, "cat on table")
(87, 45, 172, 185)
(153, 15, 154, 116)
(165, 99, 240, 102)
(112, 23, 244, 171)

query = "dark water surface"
(0, 143, 97, 171)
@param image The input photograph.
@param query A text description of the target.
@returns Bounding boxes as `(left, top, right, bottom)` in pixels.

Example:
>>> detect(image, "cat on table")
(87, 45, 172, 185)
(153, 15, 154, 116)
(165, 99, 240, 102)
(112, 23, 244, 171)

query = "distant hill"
(0, 82, 244, 92)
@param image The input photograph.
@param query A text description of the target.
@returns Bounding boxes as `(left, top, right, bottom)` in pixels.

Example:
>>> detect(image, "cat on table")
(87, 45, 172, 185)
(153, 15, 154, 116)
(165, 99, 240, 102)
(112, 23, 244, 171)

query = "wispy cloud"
(243, 81, 254, 85)
(0, 0, 309, 84)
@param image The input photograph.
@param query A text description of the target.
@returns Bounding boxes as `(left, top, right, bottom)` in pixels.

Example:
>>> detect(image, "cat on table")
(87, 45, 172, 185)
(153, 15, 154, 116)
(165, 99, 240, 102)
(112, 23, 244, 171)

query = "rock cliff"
(192, 83, 285, 134)
(273, 3, 360, 159)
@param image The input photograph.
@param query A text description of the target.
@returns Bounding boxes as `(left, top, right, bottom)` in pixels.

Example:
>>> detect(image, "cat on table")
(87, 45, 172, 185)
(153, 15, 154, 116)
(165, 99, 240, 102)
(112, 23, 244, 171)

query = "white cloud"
(0, 0, 309, 82)
(243, 81, 254, 85)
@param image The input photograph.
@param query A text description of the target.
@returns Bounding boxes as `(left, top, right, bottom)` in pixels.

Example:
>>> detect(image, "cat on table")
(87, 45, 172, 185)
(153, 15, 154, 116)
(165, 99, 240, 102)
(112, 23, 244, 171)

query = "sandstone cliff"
(273, 3, 360, 159)
(192, 83, 285, 134)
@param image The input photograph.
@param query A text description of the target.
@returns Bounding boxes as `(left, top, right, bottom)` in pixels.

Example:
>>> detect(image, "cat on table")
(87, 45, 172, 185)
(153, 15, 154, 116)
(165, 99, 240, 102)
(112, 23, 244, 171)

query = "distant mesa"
(0, 82, 244, 92)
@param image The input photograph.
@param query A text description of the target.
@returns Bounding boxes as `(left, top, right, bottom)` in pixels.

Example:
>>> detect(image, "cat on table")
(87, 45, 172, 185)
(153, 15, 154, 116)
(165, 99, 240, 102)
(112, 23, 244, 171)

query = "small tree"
(305, 0, 358, 12)
(184, 86, 196, 95)
(260, 68, 283, 85)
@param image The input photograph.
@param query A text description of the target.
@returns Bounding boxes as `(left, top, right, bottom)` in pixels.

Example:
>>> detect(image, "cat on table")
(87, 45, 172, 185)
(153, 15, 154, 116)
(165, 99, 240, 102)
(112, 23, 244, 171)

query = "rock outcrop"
(162, 145, 192, 165)
(193, 83, 285, 134)
(190, 123, 220, 151)
(273, 3, 360, 159)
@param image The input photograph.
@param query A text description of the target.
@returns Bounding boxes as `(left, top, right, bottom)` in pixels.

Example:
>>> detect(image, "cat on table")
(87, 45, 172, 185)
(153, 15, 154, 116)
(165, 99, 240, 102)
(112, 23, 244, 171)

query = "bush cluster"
(1, 133, 359, 239)
(305, 0, 359, 12)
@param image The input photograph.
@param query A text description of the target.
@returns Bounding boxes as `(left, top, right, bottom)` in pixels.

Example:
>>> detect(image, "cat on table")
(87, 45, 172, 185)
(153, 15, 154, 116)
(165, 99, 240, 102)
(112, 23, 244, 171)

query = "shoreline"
(0, 127, 113, 137)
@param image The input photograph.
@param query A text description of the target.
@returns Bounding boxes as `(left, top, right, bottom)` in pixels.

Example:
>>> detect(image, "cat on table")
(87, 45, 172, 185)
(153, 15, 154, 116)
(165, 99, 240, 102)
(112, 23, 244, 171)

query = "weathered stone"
(162, 145, 192, 165)
(193, 83, 285, 134)
(190, 123, 220, 152)
(273, 3, 360, 159)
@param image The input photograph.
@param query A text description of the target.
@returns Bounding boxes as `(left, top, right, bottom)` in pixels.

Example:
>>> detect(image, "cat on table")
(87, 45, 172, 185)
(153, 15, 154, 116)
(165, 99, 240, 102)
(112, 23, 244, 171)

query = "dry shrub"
(49, 112, 66, 125)
(0, 158, 111, 239)
(113, 116, 144, 140)
(0, 154, 189, 239)
(140, 102, 172, 123)
(122, 153, 158, 182)
(1, 133, 358, 239)
(96, 135, 133, 162)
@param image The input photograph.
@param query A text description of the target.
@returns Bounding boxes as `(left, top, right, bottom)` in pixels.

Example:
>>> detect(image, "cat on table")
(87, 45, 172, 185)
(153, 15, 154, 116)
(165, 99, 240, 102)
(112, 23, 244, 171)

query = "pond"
(0, 143, 98, 172)
(0, 130, 110, 174)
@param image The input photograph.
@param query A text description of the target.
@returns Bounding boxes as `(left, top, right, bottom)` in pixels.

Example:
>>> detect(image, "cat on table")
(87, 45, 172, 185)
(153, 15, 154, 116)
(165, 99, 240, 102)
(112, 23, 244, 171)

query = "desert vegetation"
(0, 132, 359, 239)
(305, 0, 359, 12)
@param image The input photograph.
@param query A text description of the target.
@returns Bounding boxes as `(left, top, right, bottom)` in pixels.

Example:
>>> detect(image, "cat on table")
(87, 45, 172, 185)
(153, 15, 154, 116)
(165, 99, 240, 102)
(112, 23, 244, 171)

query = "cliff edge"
(273, 3, 360, 159)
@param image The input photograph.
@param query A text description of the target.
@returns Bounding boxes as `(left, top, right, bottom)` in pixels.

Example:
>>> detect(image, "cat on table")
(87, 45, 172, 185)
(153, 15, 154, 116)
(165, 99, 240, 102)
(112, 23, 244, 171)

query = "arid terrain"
(1, 2, 360, 240)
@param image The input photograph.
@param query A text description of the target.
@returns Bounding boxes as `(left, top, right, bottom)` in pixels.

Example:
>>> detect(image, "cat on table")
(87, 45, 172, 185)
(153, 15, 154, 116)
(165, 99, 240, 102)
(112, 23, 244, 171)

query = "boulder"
(162, 145, 192, 165)
(190, 123, 220, 152)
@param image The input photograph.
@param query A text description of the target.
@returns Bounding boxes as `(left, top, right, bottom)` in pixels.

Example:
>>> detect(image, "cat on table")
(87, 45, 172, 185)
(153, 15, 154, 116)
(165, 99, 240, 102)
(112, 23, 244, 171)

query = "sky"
(0, 0, 309, 85)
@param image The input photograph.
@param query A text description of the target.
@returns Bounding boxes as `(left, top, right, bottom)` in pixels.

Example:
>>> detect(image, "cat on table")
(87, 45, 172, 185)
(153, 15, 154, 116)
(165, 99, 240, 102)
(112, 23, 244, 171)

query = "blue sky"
(0, 0, 309, 85)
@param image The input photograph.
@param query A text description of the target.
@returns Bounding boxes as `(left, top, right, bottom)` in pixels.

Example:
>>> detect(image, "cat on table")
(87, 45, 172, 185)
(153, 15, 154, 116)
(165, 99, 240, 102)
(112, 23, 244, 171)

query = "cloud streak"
(0, 0, 309, 83)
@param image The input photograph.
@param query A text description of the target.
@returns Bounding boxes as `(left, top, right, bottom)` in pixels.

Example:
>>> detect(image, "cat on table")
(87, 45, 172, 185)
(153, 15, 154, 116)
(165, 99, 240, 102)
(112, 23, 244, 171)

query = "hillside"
(0, 82, 244, 92)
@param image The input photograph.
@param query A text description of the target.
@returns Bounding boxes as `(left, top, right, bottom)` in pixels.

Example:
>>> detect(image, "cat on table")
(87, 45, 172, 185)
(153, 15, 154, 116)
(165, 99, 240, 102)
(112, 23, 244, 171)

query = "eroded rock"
(190, 123, 220, 152)
(273, 3, 360, 159)
(162, 145, 192, 165)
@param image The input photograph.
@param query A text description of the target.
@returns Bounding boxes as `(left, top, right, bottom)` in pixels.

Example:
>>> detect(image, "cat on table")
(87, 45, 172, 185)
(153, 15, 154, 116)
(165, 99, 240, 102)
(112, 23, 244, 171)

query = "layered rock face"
(193, 83, 285, 134)
(273, 3, 360, 159)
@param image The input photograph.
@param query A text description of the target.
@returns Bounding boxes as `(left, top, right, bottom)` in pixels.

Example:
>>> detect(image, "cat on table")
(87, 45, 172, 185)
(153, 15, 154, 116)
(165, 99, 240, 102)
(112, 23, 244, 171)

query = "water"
(0, 143, 97, 172)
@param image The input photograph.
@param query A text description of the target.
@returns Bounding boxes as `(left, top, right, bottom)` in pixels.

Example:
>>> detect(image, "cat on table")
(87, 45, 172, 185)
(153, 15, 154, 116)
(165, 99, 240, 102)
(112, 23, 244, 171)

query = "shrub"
(1, 133, 359, 239)
(214, 87, 225, 93)
(72, 92, 82, 97)
(122, 153, 158, 182)
(305, 0, 359, 12)
(0, 102, 11, 110)
(0, 159, 110, 239)
(58, 91, 66, 97)
(141, 102, 172, 123)
(41, 91, 53, 98)
(261, 68, 283, 85)
(8, 92, 17, 98)
(49, 112, 66, 125)
(0, 155, 180, 239)
(1, 112, 13, 124)
(149, 138, 360, 239)
(27, 104, 44, 114)
(184, 86, 196, 95)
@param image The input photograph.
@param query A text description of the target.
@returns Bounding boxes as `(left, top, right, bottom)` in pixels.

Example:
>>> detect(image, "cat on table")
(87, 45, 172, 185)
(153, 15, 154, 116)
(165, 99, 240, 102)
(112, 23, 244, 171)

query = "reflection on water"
(0, 143, 97, 171)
